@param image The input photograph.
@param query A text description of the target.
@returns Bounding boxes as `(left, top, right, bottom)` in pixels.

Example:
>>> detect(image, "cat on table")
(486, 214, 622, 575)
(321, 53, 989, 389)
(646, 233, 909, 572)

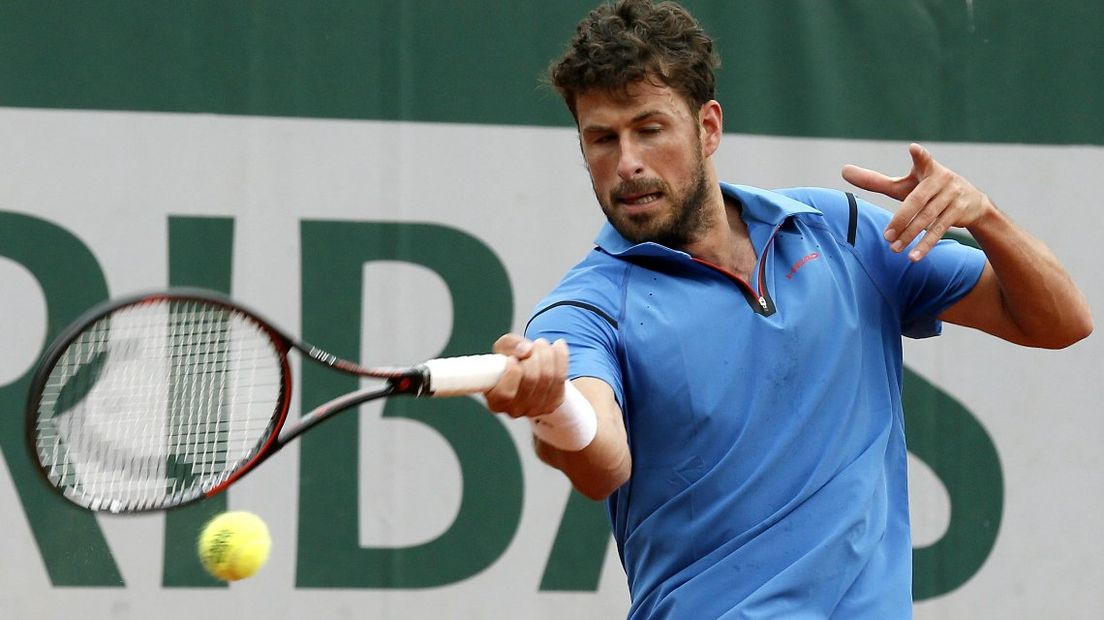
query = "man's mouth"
(618, 192, 663, 206)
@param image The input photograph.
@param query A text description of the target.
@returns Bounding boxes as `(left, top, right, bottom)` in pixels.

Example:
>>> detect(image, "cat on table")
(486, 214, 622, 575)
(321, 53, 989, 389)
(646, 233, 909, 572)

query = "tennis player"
(485, 1, 1092, 617)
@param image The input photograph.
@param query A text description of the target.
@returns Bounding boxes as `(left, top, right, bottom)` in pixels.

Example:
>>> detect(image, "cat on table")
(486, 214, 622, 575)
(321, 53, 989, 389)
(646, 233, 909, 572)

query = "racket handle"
(423, 353, 510, 396)
(422, 353, 598, 452)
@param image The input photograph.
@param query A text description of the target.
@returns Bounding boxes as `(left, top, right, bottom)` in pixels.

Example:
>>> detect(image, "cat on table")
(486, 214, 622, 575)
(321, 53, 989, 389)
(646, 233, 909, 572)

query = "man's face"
(576, 81, 713, 247)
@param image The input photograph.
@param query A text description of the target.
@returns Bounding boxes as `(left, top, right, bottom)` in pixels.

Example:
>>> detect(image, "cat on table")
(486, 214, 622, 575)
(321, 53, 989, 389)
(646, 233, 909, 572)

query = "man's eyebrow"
(630, 109, 668, 124)
(580, 109, 670, 134)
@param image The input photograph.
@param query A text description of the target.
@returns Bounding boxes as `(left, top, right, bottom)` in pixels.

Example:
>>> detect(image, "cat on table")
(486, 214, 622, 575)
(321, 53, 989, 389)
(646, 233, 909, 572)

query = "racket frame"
(24, 287, 432, 512)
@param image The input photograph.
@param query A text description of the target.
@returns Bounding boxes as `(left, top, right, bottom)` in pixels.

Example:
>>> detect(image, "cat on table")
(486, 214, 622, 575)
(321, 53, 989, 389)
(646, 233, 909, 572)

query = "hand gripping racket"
(25, 288, 597, 513)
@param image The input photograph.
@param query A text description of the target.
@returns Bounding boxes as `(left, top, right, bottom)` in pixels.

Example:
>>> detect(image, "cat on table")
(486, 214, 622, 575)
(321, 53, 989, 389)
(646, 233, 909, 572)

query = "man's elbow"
(574, 466, 630, 501)
(534, 426, 632, 500)
(1050, 314, 1094, 349)
(1038, 307, 1094, 349)
(1002, 300, 1094, 349)
(569, 451, 632, 501)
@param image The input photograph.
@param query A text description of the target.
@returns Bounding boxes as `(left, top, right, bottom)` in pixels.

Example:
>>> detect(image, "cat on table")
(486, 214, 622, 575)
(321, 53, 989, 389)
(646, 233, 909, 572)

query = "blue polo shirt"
(525, 183, 986, 619)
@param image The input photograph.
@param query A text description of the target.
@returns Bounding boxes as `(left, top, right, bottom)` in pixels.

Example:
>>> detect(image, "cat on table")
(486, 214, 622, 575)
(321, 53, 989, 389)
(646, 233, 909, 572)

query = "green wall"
(2, 1, 1101, 144)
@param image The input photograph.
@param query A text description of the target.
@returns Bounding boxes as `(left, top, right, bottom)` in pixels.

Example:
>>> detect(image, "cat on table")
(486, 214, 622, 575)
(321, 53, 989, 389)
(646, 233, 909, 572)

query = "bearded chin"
(650, 165, 711, 248)
(602, 161, 712, 248)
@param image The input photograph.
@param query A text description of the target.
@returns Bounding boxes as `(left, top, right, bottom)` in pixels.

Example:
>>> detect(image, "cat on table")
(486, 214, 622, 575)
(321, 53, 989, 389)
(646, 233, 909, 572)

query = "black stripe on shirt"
(846, 192, 858, 246)
(526, 300, 619, 332)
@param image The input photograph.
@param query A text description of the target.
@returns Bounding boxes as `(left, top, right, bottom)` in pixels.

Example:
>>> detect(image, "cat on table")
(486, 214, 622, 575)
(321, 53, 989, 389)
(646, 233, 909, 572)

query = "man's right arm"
(484, 334, 631, 501)
(535, 376, 630, 500)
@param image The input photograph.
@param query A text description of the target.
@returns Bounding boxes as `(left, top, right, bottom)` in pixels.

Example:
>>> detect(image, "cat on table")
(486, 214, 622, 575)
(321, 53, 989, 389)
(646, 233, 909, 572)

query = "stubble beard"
(599, 155, 713, 249)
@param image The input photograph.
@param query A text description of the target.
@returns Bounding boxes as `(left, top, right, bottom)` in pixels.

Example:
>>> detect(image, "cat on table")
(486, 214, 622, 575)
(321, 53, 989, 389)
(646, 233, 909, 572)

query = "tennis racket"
(25, 288, 597, 513)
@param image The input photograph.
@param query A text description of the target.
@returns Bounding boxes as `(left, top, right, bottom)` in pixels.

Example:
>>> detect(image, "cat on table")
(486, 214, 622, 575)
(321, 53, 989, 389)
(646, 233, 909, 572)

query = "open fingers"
(889, 182, 960, 261)
(884, 171, 945, 247)
(841, 164, 918, 202)
(843, 142, 939, 215)
(907, 142, 936, 176)
(905, 193, 967, 261)
(848, 143, 989, 262)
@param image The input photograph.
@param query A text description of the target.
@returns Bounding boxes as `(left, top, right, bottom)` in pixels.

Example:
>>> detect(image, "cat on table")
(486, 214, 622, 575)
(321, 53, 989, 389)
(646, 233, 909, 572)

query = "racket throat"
(388, 369, 434, 397)
(277, 371, 429, 444)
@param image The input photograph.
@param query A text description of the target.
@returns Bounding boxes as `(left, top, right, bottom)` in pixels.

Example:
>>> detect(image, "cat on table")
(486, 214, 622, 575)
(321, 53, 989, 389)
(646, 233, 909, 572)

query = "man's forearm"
(966, 202, 1092, 348)
(535, 377, 631, 501)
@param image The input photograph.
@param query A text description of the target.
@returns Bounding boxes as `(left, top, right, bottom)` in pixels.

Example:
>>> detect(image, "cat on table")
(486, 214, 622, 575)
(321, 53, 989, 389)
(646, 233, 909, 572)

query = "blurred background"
(1, 1, 1101, 618)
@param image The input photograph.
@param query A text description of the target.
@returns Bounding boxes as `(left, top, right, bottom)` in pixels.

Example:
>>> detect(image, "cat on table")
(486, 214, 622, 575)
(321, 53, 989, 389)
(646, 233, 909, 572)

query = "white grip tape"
(529, 381, 598, 452)
(423, 353, 509, 396)
(424, 353, 598, 452)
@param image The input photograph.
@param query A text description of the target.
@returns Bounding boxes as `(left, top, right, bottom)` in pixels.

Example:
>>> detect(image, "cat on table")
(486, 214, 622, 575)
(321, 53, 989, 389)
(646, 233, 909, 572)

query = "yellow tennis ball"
(197, 511, 271, 581)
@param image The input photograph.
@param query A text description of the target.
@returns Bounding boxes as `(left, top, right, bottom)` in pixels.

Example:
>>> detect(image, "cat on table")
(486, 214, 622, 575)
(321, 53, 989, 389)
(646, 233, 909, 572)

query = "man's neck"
(681, 193, 757, 280)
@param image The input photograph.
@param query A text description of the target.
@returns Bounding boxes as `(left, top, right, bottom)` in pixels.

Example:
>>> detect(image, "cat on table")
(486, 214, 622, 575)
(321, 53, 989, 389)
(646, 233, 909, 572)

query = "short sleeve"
(849, 196, 987, 338)
(525, 302, 624, 407)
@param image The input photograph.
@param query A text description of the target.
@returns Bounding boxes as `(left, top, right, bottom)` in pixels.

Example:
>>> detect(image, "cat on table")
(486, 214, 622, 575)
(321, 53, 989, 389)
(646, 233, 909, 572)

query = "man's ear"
(699, 100, 723, 158)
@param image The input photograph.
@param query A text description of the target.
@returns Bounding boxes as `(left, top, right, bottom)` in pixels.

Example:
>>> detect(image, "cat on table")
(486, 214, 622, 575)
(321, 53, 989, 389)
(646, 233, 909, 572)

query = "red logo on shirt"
(785, 252, 820, 280)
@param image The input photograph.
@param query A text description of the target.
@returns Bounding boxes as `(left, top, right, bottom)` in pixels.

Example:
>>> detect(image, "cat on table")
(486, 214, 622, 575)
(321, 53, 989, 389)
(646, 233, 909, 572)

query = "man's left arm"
(842, 143, 1093, 349)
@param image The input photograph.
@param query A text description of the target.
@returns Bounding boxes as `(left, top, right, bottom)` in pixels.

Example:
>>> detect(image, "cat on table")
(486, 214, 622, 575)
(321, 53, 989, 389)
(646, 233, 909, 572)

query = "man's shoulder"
(533, 248, 629, 313)
(721, 183, 860, 230)
(741, 185, 864, 244)
(773, 186, 856, 219)
(525, 248, 627, 338)
(561, 246, 630, 281)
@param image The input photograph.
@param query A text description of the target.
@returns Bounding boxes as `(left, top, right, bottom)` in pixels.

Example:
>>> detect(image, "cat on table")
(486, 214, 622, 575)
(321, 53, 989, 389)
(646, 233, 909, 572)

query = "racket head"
(25, 289, 292, 513)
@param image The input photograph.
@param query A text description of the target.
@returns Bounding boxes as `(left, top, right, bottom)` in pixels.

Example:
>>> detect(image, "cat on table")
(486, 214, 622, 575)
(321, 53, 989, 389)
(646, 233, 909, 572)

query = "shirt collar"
(594, 183, 823, 258)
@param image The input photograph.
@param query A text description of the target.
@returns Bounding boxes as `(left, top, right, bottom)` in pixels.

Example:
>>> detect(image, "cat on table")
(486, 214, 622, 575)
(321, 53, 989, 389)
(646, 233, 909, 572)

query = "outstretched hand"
(842, 143, 994, 262)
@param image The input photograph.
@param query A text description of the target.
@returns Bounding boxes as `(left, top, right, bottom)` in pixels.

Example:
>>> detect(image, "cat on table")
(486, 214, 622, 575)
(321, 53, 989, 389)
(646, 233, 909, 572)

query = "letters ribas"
(0, 211, 999, 598)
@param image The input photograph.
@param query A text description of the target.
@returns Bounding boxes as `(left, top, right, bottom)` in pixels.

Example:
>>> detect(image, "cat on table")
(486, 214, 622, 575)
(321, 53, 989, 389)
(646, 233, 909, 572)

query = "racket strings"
(33, 300, 284, 511)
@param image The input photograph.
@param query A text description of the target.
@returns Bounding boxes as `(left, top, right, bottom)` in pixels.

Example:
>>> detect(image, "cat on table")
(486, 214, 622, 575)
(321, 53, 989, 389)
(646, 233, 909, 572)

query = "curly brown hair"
(548, 0, 719, 120)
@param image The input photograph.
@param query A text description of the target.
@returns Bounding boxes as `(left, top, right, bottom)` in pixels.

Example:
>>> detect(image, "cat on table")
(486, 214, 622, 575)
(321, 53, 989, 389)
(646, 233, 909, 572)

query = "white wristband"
(529, 381, 598, 452)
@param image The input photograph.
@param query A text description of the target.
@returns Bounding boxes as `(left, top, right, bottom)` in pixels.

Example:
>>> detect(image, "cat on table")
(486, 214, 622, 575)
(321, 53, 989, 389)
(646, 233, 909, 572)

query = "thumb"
(492, 333, 532, 357)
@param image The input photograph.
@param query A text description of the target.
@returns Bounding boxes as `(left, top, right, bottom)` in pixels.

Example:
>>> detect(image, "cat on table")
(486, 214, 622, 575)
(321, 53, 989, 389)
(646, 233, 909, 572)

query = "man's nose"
(616, 139, 645, 180)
